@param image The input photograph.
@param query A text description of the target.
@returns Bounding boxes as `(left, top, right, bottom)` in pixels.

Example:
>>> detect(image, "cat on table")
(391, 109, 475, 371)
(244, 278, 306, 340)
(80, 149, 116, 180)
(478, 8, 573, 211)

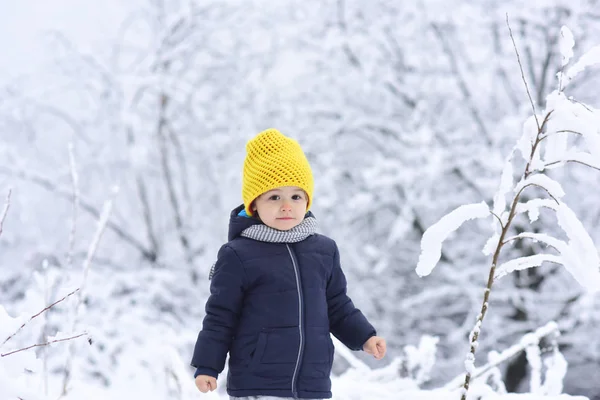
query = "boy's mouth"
(277, 217, 294, 220)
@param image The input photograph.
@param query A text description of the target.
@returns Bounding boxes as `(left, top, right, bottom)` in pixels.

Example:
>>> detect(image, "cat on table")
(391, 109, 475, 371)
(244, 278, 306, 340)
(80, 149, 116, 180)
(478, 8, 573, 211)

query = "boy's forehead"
(265, 186, 304, 193)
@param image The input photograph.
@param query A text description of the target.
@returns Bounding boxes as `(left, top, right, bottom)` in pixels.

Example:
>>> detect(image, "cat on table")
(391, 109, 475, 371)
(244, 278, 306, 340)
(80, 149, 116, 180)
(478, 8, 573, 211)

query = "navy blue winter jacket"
(191, 205, 376, 399)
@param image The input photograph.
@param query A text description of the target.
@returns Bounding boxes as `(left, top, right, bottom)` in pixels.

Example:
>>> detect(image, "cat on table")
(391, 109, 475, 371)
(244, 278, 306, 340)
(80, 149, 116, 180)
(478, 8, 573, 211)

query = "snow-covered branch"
(444, 321, 560, 390)
(0, 189, 10, 238)
(418, 22, 600, 400)
(60, 190, 116, 396)
(1, 288, 80, 348)
(1, 332, 88, 358)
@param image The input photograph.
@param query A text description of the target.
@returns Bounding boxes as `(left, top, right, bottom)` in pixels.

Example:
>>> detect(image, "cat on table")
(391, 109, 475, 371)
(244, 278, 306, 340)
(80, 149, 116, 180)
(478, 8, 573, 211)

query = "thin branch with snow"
(444, 322, 560, 390)
(60, 190, 117, 397)
(66, 142, 80, 271)
(0, 189, 11, 238)
(506, 14, 540, 132)
(1, 332, 88, 358)
(1, 287, 80, 347)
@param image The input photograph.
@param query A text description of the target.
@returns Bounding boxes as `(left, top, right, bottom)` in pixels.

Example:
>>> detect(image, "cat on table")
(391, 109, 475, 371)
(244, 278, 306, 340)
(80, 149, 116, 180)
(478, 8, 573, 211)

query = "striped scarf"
(240, 216, 317, 243)
(209, 217, 317, 280)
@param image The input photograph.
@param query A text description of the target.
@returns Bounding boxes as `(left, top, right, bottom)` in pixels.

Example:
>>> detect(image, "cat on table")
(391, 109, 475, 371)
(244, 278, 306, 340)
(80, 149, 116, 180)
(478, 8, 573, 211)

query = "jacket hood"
(228, 204, 315, 241)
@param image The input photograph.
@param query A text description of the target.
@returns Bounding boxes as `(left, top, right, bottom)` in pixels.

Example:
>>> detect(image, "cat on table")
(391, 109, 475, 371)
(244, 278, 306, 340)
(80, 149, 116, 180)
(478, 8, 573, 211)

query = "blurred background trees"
(1, 0, 599, 398)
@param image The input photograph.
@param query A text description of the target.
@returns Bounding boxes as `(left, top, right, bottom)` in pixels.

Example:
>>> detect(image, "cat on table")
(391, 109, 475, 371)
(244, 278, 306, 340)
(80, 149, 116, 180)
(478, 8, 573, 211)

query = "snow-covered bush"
(417, 25, 600, 400)
(0, 184, 114, 399)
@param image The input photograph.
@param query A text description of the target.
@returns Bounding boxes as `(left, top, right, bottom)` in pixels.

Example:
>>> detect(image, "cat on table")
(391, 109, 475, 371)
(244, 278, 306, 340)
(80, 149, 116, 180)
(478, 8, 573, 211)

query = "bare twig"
(524, 111, 553, 178)
(61, 192, 116, 396)
(539, 129, 583, 141)
(507, 14, 540, 132)
(517, 182, 561, 205)
(0, 189, 11, 238)
(545, 160, 600, 171)
(570, 98, 594, 113)
(67, 142, 80, 270)
(502, 234, 560, 251)
(1, 287, 80, 347)
(1, 332, 87, 358)
(490, 211, 505, 230)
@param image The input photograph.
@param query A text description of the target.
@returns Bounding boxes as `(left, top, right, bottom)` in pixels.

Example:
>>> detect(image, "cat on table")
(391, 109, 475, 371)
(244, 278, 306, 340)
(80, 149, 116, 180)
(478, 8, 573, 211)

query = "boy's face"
(252, 186, 308, 231)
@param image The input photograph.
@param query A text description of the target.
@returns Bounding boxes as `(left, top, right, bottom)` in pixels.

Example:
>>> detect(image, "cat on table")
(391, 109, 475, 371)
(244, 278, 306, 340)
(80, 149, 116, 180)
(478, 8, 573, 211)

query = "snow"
(558, 26, 575, 67)
(546, 150, 600, 170)
(492, 152, 515, 224)
(555, 202, 600, 293)
(416, 202, 490, 277)
(2, 2, 600, 400)
(525, 341, 542, 393)
(495, 254, 563, 280)
(514, 174, 565, 200)
(483, 233, 500, 255)
(564, 45, 600, 85)
(541, 351, 567, 395)
(515, 199, 558, 223)
(516, 116, 541, 164)
(402, 335, 439, 385)
(495, 201, 600, 292)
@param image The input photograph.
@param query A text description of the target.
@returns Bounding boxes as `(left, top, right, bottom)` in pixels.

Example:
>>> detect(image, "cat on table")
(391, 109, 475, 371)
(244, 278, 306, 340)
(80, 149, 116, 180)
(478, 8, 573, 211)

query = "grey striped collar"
(240, 216, 317, 243)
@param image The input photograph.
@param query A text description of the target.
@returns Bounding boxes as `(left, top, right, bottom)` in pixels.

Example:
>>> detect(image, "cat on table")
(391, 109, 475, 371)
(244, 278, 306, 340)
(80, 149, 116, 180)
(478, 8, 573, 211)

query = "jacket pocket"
(303, 326, 331, 363)
(229, 334, 260, 373)
(249, 327, 299, 377)
(248, 331, 268, 369)
(302, 326, 334, 378)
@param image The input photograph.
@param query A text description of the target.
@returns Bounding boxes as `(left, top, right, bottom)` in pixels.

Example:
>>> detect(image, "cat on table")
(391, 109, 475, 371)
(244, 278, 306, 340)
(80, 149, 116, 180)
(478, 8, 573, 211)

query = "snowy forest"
(1, 0, 600, 399)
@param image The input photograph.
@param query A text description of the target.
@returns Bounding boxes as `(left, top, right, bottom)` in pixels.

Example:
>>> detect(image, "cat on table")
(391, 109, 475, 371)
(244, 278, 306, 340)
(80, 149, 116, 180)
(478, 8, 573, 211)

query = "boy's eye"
(268, 195, 280, 201)
(292, 194, 304, 200)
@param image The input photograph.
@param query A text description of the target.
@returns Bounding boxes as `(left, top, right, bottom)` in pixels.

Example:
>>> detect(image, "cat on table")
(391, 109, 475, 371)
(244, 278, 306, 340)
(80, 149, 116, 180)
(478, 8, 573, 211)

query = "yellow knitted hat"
(242, 128, 314, 216)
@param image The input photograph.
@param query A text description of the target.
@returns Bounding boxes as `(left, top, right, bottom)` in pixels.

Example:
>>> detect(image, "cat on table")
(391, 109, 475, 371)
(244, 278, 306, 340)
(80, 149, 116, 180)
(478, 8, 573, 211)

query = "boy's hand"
(195, 375, 217, 393)
(363, 336, 386, 359)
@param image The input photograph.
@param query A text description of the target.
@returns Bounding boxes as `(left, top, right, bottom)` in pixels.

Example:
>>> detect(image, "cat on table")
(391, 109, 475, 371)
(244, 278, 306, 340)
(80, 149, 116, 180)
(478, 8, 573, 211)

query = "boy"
(191, 129, 386, 399)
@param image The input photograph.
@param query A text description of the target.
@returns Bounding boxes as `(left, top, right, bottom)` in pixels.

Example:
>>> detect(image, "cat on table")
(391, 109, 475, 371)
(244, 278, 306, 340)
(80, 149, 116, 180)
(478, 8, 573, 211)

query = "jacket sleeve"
(326, 243, 376, 351)
(191, 244, 245, 377)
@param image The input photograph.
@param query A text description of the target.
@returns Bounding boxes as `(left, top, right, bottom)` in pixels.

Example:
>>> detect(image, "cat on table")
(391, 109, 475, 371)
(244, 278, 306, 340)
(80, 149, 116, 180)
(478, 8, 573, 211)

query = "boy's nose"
(281, 202, 292, 211)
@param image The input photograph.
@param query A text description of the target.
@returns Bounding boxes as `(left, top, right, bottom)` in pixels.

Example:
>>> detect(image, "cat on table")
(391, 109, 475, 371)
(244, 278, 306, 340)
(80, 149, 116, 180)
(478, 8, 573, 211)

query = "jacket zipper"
(286, 244, 304, 399)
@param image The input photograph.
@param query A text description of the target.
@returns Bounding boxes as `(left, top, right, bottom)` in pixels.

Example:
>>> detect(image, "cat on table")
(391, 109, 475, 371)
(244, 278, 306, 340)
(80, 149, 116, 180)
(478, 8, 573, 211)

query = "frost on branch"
(416, 202, 490, 277)
(495, 254, 563, 280)
(495, 202, 600, 292)
(515, 199, 558, 223)
(482, 233, 500, 256)
(565, 44, 600, 82)
(492, 152, 515, 226)
(543, 92, 600, 169)
(523, 326, 567, 396)
(514, 174, 565, 200)
(555, 202, 600, 292)
(516, 115, 542, 167)
(0, 306, 44, 400)
(559, 26, 575, 67)
(540, 350, 568, 396)
(559, 25, 600, 86)
(402, 335, 439, 385)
